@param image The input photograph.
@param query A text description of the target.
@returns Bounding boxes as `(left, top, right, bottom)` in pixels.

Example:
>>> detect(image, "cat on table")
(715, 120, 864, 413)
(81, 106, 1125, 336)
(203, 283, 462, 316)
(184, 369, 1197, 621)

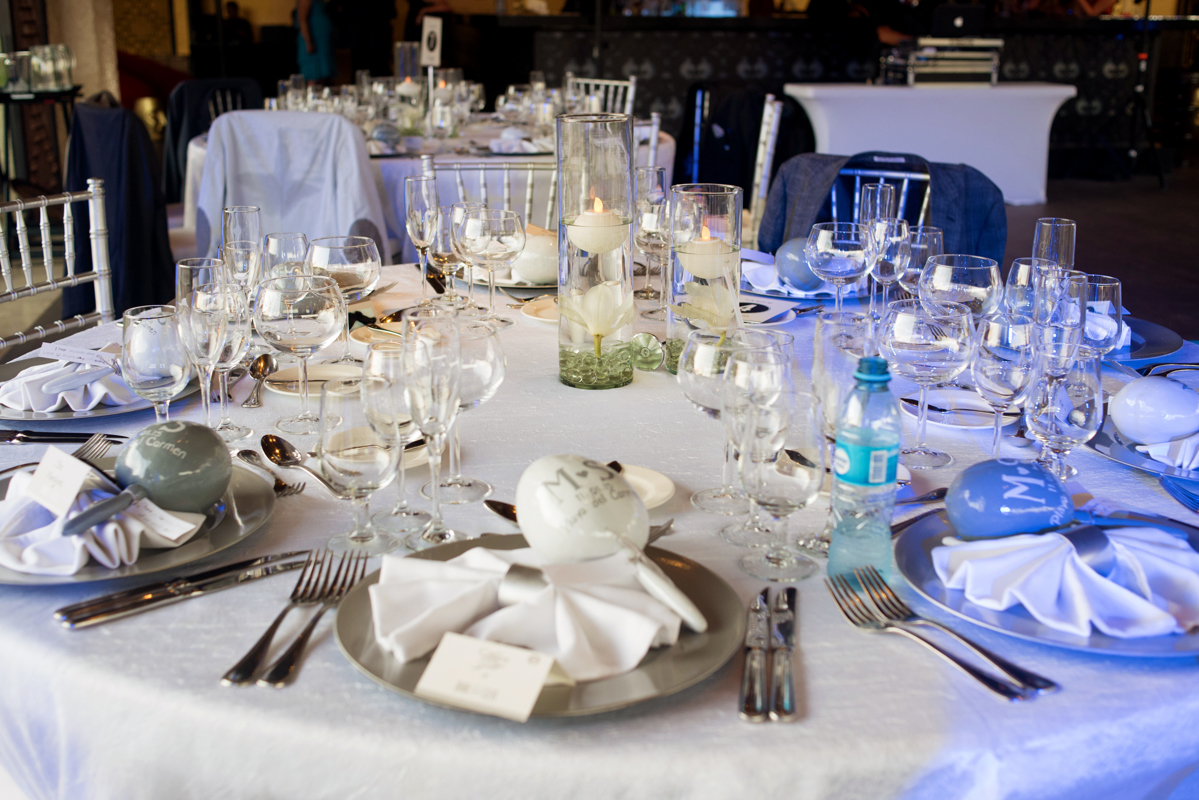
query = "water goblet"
(1025, 352, 1103, 482)
(364, 341, 432, 535)
(1032, 217, 1076, 270)
(899, 225, 944, 296)
(253, 275, 346, 435)
(405, 176, 439, 305)
(457, 209, 525, 330)
(918, 254, 1002, 320)
(805, 222, 873, 313)
(318, 377, 401, 555)
(878, 299, 975, 469)
(1003, 257, 1059, 317)
(121, 305, 191, 423)
(178, 285, 229, 429)
(972, 314, 1037, 458)
(223, 205, 261, 250)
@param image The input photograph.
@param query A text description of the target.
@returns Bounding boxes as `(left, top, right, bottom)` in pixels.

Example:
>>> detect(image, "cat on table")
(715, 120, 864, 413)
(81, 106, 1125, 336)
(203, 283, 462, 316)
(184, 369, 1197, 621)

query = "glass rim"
(264, 231, 307, 241)
(176, 257, 223, 268)
(671, 183, 742, 197)
(258, 274, 340, 290)
(808, 221, 867, 232)
(404, 175, 436, 185)
(223, 205, 260, 214)
(1034, 217, 1076, 226)
(556, 112, 629, 124)
(220, 240, 261, 251)
(816, 309, 870, 323)
(1086, 273, 1121, 286)
(925, 254, 999, 269)
(123, 304, 178, 320)
(307, 236, 378, 251)
(887, 297, 973, 319)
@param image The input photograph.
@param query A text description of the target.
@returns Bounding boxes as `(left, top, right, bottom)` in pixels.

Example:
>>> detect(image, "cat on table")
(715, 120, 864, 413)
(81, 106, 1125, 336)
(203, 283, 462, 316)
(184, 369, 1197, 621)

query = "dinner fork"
(256, 551, 369, 688)
(824, 575, 1032, 702)
(853, 566, 1059, 693)
(1160, 477, 1199, 514)
(222, 550, 330, 686)
(0, 432, 115, 479)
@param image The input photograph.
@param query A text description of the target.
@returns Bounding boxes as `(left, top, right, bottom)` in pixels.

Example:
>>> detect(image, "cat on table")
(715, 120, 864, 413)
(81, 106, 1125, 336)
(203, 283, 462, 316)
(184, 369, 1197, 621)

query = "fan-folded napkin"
(932, 527, 1199, 638)
(369, 547, 681, 682)
(0, 470, 206, 575)
(0, 344, 135, 412)
(741, 260, 862, 299)
(1137, 433, 1199, 471)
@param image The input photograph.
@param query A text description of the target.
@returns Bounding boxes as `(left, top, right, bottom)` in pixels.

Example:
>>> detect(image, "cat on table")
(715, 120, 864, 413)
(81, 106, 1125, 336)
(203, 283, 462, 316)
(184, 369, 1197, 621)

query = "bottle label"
(834, 442, 898, 487)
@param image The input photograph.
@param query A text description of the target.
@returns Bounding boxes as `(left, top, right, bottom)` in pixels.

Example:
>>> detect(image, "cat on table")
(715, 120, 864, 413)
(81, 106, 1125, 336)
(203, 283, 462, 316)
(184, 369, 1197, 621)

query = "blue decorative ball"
(944, 459, 1073, 539)
(775, 237, 824, 293)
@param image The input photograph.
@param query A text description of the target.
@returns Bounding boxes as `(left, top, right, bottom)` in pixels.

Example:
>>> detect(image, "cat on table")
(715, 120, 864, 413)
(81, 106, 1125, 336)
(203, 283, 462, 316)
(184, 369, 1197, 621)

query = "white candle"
(565, 196, 630, 254)
(396, 77, 422, 98)
(676, 225, 739, 281)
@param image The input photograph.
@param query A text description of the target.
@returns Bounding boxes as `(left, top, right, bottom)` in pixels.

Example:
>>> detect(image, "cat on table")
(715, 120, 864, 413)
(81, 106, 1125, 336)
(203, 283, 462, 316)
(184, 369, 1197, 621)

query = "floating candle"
(675, 225, 739, 281)
(396, 77, 422, 98)
(565, 196, 630, 254)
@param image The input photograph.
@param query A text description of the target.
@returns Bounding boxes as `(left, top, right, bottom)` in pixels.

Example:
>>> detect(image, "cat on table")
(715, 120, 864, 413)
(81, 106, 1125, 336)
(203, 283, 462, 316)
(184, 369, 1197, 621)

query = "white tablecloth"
(783, 83, 1077, 205)
(1, 267, 1198, 800)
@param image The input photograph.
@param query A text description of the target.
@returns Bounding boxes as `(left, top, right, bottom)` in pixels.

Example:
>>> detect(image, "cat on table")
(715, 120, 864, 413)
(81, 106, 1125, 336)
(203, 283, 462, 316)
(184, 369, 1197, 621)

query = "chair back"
(635, 112, 661, 169)
(420, 155, 558, 230)
(567, 76, 637, 116)
(745, 96, 783, 251)
(163, 78, 264, 204)
(0, 179, 115, 357)
(830, 164, 931, 226)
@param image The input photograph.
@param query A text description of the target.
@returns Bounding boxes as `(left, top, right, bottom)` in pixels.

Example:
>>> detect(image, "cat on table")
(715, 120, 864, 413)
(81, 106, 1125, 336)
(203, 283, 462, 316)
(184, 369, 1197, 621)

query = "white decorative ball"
(1110, 377, 1199, 444)
(510, 232, 558, 284)
(515, 454, 649, 563)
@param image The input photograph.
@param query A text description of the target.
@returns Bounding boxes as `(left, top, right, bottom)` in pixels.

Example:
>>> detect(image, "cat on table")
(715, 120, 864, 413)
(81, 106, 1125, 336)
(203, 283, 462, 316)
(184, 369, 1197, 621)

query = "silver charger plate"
(335, 534, 745, 717)
(0, 459, 275, 585)
(894, 514, 1199, 657)
(0, 382, 201, 421)
(1111, 317, 1185, 362)
(1085, 416, 1199, 484)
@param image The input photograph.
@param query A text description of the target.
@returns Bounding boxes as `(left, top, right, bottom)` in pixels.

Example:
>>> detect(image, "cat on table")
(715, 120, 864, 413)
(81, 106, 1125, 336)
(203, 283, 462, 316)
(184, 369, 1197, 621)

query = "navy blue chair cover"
(162, 78, 263, 204)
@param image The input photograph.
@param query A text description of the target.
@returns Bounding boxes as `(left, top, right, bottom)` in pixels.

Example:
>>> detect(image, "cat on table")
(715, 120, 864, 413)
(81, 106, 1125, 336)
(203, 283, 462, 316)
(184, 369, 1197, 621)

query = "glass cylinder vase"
(665, 184, 743, 374)
(556, 113, 636, 390)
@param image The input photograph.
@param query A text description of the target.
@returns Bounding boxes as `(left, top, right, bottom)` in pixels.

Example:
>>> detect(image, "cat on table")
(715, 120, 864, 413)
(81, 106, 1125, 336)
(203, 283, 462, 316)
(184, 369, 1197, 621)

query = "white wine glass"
(448, 201, 487, 313)
(1025, 352, 1102, 482)
(121, 305, 190, 424)
(918, 254, 1002, 320)
(972, 314, 1037, 458)
(364, 341, 432, 535)
(1032, 268, 1088, 377)
(307, 235, 382, 364)
(262, 232, 309, 279)
(867, 217, 910, 319)
(899, 225, 943, 296)
(178, 285, 229, 429)
(1032, 217, 1076, 269)
(805, 222, 873, 313)
(176, 257, 225, 303)
(634, 166, 668, 315)
(223, 205, 261, 250)
(1082, 274, 1123, 357)
(1003, 256, 1059, 317)
(210, 285, 253, 442)
(457, 208, 525, 330)
(405, 176, 439, 305)
(219, 240, 261, 294)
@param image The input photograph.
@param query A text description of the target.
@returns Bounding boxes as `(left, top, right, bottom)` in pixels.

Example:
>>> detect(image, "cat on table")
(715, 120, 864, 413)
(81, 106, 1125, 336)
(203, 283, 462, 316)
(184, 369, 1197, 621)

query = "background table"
(1, 269, 1198, 800)
(783, 83, 1077, 205)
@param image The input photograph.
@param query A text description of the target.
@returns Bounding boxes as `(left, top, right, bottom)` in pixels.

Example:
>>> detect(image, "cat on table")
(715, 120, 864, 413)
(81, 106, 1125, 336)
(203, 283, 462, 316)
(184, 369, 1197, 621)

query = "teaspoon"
(260, 434, 349, 498)
(241, 353, 278, 409)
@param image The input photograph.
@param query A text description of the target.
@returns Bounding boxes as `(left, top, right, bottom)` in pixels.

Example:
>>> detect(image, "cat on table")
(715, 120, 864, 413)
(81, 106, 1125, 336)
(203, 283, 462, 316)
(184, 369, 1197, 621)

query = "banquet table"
(2, 267, 1199, 800)
(782, 83, 1077, 205)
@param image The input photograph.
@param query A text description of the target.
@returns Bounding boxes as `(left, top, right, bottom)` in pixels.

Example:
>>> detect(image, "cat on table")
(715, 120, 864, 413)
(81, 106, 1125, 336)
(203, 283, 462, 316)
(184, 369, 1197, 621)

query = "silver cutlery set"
(740, 586, 798, 722)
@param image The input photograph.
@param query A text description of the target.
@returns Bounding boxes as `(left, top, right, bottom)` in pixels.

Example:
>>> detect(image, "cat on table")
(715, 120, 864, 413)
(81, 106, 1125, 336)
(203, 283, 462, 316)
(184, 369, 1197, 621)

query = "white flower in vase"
(558, 281, 636, 358)
(670, 280, 738, 332)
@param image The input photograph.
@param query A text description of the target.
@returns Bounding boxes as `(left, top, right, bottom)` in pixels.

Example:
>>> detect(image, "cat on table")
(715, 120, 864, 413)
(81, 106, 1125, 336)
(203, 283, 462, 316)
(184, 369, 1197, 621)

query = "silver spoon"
(241, 353, 278, 409)
(260, 434, 349, 498)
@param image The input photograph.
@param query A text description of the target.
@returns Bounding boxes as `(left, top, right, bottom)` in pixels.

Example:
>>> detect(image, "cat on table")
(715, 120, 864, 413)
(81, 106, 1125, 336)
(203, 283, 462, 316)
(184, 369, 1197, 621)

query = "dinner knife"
(59, 561, 307, 629)
(738, 588, 770, 722)
(0, 430, 126, 445)
(53, 550, 310, 621)
(899, 397, 1019, 417)
(769, 587, 798, 722)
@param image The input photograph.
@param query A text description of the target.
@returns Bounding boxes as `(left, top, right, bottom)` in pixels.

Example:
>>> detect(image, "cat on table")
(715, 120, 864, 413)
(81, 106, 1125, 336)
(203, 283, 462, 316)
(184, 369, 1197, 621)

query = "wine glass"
(677, 328, 779, 515)
(899, 225, 944, 296)
(867, 218, 910, 320)
(262, 232, 309, 280)
(121, 305, 190, 423)
(318, 377, 401, 555)
(448, 201, 487, 312)
(402, 307, 462, 550)
(223, 205, 261, 250)
(1003, 257, 1059, 317)
(1032, 268, 1088, 377)
(210, 285, 253, 442)
(634, 166, 668, 315)
(733, 389, 824, 582)
(364, 341, 432, 535)
(456, 209, 525, 330)
(429, 206, 467, 308)
(1032, 217, 1076, 270)
(859, 183, 897, 317)
(305, 236, 381, 303)
(178, 285, 229, 429)
(219, 241, 261, 293)
(878, 299, 975, 469)
(918, 254, 1002, 320)
(422, 321, 505, 504)
(405, 176, 439, 305)
(176, 257, 225, 303)
(253, 275, 347, 435)
(1025, 352, 1103, 482)
(1081, 274, 1123, 357)
(972, 314, 1037, 458)
(805, 222, 873, 313)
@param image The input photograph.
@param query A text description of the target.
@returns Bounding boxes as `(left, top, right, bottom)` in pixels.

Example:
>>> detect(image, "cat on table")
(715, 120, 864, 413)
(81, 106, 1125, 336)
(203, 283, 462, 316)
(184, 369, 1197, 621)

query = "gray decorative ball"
(115, 421, 232, 513)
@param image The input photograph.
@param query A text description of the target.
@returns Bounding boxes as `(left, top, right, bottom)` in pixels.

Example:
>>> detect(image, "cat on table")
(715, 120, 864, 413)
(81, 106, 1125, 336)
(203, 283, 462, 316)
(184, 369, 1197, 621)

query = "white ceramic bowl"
(1109, 376, 1199, 444)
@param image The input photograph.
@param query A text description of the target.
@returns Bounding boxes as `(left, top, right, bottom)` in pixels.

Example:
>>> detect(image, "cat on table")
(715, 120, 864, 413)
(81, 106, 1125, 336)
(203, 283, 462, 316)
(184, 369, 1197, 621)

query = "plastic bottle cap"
(854, 356, 890, 383)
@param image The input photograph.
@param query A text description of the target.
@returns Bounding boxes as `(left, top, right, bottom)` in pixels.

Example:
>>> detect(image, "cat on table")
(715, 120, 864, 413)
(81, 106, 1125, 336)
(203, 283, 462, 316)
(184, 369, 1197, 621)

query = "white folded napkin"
(932, 527, 1199, 638)
(0, 470, 206, 576)
(741, 260, 863, 300)
(369, 547, 681, 682)
(1085, 308, 1132, 350)
(1137, 433, 1199, 470)
(0, 344, 135, 412)
(488, 137, 554, 154)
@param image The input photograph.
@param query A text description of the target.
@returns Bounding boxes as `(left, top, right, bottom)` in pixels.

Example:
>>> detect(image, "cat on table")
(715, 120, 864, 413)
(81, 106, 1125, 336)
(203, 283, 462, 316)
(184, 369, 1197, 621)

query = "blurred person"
(296, 0, 336, 82)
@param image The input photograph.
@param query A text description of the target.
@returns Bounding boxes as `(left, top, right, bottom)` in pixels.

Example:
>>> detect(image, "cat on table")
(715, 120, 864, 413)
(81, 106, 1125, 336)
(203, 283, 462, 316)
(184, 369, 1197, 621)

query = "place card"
(124, 498, 201, 542)
(38, 343, 117, 369)
(26, 447, 95, 517)
(414, 633, 568, 722)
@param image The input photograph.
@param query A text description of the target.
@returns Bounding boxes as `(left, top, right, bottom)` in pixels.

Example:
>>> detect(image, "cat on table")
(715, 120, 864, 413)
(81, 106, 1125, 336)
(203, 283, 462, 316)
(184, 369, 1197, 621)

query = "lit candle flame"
(403, 77, 412, 83)
(701, 224, 711, 241)
(593, 196, 604, 213)
(438, 80, 446, 88)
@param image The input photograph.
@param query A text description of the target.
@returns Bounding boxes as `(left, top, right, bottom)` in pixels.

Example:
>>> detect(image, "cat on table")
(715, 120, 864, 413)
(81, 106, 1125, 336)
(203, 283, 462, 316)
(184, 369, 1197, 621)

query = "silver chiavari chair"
(635, 111, 661, 169)
(831, 167, 931, 225)
(567, 75, 637, 116)
(0, 178, 115, 358)
(419, 155, 558, 229)
(745, 96, 783, 251)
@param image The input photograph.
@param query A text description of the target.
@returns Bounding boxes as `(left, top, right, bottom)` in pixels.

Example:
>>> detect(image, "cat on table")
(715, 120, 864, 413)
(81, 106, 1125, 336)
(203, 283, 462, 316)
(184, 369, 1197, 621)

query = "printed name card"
(124, 498, 202, 542)
(38, 343, 117, 369)
(414, 633, 567, 722)
(26, 447, 95, 517)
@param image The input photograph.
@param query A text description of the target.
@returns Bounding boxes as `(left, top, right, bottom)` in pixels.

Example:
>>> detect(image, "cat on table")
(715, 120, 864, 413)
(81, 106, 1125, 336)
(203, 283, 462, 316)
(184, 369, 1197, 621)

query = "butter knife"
(739, 588, 770, 722)
(769, 587, 798, 722)
(57, 560, 307, 628)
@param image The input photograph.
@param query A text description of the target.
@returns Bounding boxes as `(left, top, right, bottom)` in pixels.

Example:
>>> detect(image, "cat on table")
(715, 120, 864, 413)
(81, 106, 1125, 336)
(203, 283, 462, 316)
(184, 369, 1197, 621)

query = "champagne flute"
(805, 222, 873, 313)
(223, 205, 261, 250)
(448, 201, 487, 313)
(219, 241, 261, 293)
(178, 284, 229, 429)
(634, 166, 668, 315)
(457, 209, 525, 330)
(1025, 352, 1103, 482)
(402, 307, 462, 550)
(972, 314, 1037, 458)
(364, 341, 432, 534)
(1003, 257, 1059, 316)
(405, 176, 439, 305)
(253, 275, 347, 435)
(859, 183, 897, 318)
(211, 285, 253, 442)
(318, 377, 401, 555)
(121, 305, 190, 424)
(1032, 217, 1076, 269)
(262, 232, 309, 279)
(918, 254, 1002, 320)
(878, 299, 974, 469)
(899, 225, 944, 296)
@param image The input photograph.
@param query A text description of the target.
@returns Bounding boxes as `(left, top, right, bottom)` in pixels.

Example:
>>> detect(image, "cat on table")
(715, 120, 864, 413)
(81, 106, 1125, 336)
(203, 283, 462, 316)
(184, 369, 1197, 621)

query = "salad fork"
(853, 566, 1058, 693)
(824, 574, 1032, 702)
(1160, 477, 1199, 514)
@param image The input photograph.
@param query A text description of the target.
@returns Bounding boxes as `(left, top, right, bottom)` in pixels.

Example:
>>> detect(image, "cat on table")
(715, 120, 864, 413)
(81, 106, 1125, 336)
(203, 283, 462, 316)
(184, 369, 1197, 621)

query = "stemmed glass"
(972, 314, 1037, 458)
(262, 232, 309, 279)
(1032, 217, 1076, 269)
(1025, 352, 1103, 482)
(1082, 274, 1123, 357)
(210, 285, 253, 442)
(430, 206, 466, 308)
(448, 201, 487, 312)
(405, 176, 439, 305)
(859, 183, 896, 317)
(899, 226, 944, 296)
(867, 218, 910, 320)
(1002, 257, 1059, 316)
(878, 299, 975, 469)
(223, 206, 261, 251)
(253, 275, 347, 435)
(364, 341, 431, 535)
(805, 222, 873, 313)
(918, 254, 1002, 320)
(423, 321, 504, 504)
(121, 305, 190, 424)
(318, 377, 401, 555)
(307, 236, 382, 363)
(219, 240, 261, 293)
(176, 257, 225, 302)
(634, 166, 668, 317)
(730, 389, 824, 582)
(456, 209, 525, 330)
(402, 307, 462, 550)
(1032, 268, 1088, 376)
(178, 285, 229, 429)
